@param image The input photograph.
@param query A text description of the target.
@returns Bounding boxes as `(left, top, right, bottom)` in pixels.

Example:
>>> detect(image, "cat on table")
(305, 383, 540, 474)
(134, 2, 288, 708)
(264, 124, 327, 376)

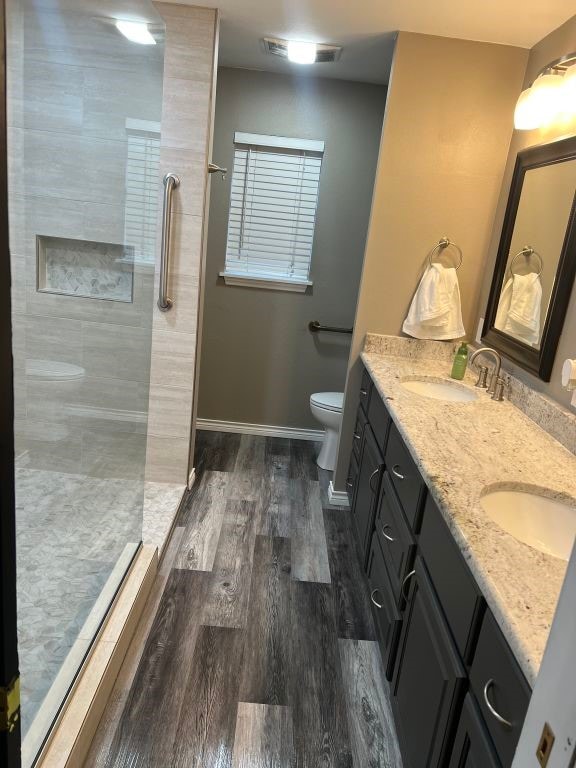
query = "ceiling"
(178, 0, 574, 84)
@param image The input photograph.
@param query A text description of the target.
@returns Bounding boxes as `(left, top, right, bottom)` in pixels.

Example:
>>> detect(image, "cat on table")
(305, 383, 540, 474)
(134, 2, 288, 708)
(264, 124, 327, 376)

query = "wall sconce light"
(514, 53, 576, 130)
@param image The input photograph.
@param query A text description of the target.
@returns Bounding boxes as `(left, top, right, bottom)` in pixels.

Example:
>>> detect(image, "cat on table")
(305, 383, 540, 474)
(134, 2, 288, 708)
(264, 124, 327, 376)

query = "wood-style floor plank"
(227, 434, 267, 502)
(175, 470, 228, 569)
(194, 430, 241, 474)
(324, 509, 377, 640)
(291, 480, 331, 584)
(239, 536, 291, 705)
(170, 625, 244, 768)
(232, 703, 295, 768)
(290, 581, 353, 767)
(202, 499, 259, 628)
(289, 439, 318, 480)
(84, 528, 186, 768)
(104, 569, 211, 767)
(339, 639, 403, 768)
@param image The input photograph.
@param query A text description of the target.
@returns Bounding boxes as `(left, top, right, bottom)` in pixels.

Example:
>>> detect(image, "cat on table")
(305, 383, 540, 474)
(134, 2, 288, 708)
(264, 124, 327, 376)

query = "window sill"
(219, 271, 313, 293)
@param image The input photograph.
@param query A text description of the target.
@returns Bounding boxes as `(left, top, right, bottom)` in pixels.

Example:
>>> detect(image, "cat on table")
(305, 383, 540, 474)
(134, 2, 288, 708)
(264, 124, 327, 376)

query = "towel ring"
(509, 246, 543, 277)
(427, 237, 463, 271)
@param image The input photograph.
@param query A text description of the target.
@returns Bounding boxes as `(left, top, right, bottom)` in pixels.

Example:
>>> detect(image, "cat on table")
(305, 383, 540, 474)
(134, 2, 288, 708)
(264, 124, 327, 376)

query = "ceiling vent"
(262, 37, 342, 63)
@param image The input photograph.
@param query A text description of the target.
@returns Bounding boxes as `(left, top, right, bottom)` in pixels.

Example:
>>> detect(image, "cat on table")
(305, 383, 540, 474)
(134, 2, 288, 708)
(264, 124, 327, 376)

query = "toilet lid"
(310, 392, 344, 412)
(26, 359, 85, 382)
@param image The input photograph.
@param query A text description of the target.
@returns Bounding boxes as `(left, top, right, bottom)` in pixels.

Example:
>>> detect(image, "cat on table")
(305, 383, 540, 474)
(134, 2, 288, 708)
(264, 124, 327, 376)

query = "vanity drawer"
(469, 610, 531, 767)
(419, 494, 485, 662)
(385, 423, 426, 531)
(367, 389, 391, 455)
(352, 406, 367, 462)
(366, 533, 402, 680)
(375, 472, 416, 607)
(359, 367, 372, 414)
(346, 451, 359, 505)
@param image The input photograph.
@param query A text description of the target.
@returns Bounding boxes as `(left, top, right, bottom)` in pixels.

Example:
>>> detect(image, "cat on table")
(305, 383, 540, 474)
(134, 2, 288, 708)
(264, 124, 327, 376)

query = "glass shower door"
(6, 0, 164, 761)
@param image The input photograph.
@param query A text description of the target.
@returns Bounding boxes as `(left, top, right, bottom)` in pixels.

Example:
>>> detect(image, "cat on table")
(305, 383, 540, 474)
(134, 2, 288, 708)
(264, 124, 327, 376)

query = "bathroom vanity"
(347, 335, 576, 768)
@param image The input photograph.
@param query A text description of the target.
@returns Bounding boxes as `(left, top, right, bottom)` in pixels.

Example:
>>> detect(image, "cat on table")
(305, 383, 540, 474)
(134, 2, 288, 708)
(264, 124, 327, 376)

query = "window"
(221, 132, 325, 291)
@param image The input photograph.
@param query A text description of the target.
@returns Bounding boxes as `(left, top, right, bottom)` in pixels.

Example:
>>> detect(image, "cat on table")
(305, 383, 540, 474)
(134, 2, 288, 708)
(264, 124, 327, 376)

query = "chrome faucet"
(470, 347, 505, 400)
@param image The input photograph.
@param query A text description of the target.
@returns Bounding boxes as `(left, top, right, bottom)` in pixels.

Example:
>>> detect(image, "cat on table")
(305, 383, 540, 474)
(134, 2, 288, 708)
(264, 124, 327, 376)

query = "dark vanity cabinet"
(348, 366, 531, 768)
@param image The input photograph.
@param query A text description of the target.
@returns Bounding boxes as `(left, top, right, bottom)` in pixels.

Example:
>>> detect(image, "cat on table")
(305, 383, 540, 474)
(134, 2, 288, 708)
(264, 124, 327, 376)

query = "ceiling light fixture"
(287, 40, 317, 65)
(262, 37, 342, 64)
(115, 20, 156, 45)
(514, 53, 576, 130)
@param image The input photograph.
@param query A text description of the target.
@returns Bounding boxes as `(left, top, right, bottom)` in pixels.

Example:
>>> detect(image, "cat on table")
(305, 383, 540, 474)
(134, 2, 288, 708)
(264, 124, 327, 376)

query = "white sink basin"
(480, 489, 576, 561)
(401, 378, 478, 403)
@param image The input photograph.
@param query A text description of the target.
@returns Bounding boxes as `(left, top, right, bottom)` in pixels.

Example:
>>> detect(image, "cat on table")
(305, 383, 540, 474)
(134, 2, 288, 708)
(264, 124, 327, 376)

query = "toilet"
(310, 391, 344, 471)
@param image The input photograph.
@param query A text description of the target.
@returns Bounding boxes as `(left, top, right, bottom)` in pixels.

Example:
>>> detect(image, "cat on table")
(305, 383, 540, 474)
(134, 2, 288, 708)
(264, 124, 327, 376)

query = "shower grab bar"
(309, 320, 353, 335)
(158, 172, 180, 312)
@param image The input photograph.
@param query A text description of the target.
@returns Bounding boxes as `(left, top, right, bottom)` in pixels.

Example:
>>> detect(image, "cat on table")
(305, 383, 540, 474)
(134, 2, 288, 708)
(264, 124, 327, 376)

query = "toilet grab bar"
(309, 320, 353, 335)
(158, 172, 180, 312)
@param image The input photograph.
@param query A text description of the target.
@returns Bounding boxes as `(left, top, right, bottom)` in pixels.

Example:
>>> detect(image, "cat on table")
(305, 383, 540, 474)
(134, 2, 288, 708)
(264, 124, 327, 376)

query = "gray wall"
(198, 67, 386, 429)
(475, 15, 576, 409)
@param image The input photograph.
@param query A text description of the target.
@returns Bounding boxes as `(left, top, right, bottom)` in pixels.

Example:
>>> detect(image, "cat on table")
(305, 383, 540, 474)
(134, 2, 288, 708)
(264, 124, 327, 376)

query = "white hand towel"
(402, 264, 465, 340)
(506, 273, 542, 337)
(495, 273, 542, 346)
(494, 277, 513, 332)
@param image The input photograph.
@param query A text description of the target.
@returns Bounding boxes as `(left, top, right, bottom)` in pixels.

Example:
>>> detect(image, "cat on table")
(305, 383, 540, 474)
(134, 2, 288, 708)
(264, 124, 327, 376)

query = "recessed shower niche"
(36, 235, 135, 303)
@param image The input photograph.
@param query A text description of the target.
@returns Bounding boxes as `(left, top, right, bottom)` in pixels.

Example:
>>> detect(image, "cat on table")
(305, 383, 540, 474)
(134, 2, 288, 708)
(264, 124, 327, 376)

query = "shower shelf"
(36, 234, 135, 303)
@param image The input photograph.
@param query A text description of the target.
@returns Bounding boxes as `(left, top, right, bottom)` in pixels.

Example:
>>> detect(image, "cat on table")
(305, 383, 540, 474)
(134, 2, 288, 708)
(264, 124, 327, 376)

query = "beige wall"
(334, 32, 528, 488)
(145, 3, 218, 483)
(198, 68, 386, 430)
(476, 14, 576, 407)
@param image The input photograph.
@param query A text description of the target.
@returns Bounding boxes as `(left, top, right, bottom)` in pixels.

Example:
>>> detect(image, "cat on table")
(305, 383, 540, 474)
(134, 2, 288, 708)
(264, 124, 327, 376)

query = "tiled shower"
(5, 0, 213, 761)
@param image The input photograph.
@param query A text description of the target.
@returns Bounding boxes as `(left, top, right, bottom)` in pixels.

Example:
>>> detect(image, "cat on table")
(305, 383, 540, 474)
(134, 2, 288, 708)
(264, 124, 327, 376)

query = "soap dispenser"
(450, 342, 468, 380)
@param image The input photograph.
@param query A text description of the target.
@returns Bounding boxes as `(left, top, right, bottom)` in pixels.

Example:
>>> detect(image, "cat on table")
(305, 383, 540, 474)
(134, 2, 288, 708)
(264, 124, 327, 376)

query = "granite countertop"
(360, 335, 576, 686)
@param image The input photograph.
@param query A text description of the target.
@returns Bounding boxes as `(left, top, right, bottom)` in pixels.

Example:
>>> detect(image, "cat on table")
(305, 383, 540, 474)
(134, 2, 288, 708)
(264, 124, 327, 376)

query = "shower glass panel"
(6, 0, 164, 758)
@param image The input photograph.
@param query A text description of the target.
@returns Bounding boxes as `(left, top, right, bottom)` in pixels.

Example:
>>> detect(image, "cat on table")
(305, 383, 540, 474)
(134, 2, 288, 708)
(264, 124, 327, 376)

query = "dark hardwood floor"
(85, 431, 403, 768)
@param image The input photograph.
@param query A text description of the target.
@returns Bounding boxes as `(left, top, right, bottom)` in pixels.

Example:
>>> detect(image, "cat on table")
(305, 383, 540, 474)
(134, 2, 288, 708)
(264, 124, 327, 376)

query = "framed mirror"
(483, 135, 576, 381)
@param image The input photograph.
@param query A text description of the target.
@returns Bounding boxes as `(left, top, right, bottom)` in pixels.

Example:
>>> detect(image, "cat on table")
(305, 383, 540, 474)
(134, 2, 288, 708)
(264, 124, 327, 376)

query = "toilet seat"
(26, 359, 85, 382)
(310, 392, 343, 413)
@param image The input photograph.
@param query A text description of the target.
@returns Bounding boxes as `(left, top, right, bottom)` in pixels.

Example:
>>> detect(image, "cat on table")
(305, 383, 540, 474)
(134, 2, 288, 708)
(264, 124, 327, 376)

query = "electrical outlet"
(536, 722, 555, 767)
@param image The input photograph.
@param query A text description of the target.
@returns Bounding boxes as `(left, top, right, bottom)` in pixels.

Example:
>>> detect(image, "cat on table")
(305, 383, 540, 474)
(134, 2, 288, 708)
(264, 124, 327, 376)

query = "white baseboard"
(197, 418, 324, 442)
(328, 480, 350, 507)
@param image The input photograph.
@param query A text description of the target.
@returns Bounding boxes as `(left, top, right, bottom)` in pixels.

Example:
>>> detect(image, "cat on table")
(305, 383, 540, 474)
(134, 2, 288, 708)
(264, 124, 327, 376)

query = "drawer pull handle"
(483, 680, 513, 728)
(381, 524, 395, 542)
(391, 465, 405, 481)
(346, 481, 353, 488)
(401, 569, 416, 601)
(368, 468, 380, 493)
(354, 432, 361, 441)
(360, 388, 368, 396)
(370, 589, 383, 609)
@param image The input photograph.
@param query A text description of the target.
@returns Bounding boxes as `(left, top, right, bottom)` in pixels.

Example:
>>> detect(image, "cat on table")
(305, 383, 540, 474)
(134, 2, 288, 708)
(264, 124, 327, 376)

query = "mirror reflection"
(494, 158, 576, 348)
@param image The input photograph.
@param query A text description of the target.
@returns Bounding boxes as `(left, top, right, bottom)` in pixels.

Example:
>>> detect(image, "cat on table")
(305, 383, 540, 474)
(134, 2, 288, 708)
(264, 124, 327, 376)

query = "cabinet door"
(366, 534, 402, 680)
(391, 557, 467, 768)
(449, 694, 501, 768)
(352, 424, 384, 564)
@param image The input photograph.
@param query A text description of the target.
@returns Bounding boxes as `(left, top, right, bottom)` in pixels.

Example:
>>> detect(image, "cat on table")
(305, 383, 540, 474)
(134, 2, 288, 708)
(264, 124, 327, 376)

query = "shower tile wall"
(145, 3, 218, 484)
(8, 1, 164, 479)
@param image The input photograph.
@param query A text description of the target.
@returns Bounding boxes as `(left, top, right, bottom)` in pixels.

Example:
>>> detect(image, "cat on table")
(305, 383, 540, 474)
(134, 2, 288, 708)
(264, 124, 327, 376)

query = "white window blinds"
(124, 119, 161, 265)
(223, 132, 324, 287)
